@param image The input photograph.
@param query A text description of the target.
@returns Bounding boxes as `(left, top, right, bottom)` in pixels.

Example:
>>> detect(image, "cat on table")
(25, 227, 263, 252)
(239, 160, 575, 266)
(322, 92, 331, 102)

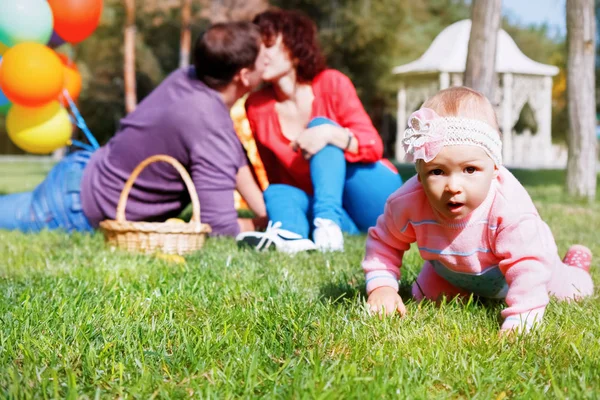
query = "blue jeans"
(0, 151, 94, 232)
(265, 117, 402, 238)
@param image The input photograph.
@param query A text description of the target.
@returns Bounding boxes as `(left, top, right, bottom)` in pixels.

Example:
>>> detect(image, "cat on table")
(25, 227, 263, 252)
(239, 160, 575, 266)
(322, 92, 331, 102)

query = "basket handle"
(116, 155, 201, 224)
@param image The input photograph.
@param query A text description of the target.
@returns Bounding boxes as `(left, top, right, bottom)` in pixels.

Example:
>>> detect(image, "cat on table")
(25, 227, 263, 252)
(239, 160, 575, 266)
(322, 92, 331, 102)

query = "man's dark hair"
(193, 21, 261, 89)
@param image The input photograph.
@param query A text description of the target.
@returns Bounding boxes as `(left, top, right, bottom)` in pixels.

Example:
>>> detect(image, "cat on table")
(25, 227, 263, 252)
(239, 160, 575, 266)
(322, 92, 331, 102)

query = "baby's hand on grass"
(367, 286, 406, 318)
(499, 309, 543, 337)
(499, 325, 534, 339)
(499, 326, 519, 338)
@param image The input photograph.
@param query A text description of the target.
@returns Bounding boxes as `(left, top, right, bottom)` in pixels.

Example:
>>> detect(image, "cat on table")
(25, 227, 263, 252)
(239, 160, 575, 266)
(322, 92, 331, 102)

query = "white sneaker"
(236, 221, 317, 254)
(312, 218, 344, 252)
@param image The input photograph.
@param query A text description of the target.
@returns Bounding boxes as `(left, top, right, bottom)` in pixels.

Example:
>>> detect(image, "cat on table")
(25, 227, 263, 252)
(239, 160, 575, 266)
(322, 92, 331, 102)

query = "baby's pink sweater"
(363, 167, 561, 324)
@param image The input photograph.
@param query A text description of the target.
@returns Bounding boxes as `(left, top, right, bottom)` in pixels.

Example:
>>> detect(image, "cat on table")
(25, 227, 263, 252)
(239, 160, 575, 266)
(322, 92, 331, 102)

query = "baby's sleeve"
(493, 216, 554, 332)
(362, 196, 414, 294)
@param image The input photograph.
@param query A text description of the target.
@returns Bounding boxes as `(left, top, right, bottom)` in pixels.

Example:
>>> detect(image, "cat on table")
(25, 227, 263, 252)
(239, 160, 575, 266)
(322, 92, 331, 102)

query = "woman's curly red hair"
(253, 9, 327, 83)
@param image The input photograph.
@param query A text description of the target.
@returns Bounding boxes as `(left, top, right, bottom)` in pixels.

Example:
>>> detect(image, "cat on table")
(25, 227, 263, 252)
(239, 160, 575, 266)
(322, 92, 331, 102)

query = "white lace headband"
(402, 108, 503, 166)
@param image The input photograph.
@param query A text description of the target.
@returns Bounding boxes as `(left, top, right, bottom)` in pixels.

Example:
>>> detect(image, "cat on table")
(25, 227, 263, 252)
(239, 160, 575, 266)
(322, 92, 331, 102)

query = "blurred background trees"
(0, 0, 574, 154)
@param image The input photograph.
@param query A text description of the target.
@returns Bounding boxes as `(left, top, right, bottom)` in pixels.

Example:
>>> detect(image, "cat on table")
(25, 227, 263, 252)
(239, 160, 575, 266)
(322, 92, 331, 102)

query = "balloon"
(56, 54, 82, 106)
(0, 62, 8, 106)
(0, 42, 7, 56)
(47, 0, 104, 44)
(0, 1, 53, 47)
(0, 56, 9, 114)
(47, 31, 66, 49)
(0, 102, 10, 116)
(0, 79, 10, 115)
(0, 43, 64, 107)
(6, 101, 72, 154)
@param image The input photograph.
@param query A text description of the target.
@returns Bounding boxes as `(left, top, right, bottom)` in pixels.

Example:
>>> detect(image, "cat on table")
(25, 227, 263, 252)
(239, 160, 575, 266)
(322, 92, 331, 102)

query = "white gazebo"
(393, 19, 561, 167)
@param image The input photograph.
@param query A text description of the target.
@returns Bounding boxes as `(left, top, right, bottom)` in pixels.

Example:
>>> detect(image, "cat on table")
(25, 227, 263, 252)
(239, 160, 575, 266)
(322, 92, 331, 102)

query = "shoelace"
(256, 220, 283, 251)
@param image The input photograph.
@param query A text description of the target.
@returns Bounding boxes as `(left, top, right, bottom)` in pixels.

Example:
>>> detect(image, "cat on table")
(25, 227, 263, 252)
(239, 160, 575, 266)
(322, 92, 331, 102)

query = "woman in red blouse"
(236, 9, 402, 253)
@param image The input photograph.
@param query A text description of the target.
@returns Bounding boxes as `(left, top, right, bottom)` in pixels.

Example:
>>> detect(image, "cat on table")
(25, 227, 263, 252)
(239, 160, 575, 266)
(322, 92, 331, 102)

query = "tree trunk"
(464, 0, 502, 101)
(566, 0, 597, 201)
(179, 0, 192, 69)
(124, 0, 137, 113)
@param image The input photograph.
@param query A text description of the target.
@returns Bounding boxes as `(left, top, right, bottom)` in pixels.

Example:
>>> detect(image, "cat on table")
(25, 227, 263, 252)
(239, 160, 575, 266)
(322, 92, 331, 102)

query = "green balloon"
(0, 0, 53, 47)
(0, 67, 10, 115)
(0, 102, 11, 116)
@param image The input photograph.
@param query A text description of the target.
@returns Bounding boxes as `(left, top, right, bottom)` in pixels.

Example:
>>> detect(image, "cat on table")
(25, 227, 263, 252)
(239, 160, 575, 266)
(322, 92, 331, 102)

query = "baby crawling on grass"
(362, 86, 593, 334)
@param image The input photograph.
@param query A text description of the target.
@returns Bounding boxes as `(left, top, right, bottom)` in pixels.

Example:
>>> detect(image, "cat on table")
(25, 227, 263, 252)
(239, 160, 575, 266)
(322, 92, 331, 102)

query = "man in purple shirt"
(0, 21, 267, 237)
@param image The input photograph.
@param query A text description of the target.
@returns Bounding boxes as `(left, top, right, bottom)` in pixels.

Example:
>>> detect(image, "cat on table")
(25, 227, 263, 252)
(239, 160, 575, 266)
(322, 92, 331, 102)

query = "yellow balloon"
(0, 41, 7, 56)
(6, 101, 72, 154)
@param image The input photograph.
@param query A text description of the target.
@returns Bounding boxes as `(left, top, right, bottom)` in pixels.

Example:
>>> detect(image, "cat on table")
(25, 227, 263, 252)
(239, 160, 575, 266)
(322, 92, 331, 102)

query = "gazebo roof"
(392, 20, 559, 76)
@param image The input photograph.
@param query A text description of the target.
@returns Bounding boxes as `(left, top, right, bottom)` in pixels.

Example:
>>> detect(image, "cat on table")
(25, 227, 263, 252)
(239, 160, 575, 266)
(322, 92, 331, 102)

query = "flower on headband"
(402, 108, 447, 163)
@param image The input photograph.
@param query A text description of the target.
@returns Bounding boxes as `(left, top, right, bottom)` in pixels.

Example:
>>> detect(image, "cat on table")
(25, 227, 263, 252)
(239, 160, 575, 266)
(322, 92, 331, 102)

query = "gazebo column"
(439, 72, 450, 90)
(539, 76, 553, 166)
(451, 73, 463, 87)
(501, 73, 513, 165)
(395, 82, 407, 162)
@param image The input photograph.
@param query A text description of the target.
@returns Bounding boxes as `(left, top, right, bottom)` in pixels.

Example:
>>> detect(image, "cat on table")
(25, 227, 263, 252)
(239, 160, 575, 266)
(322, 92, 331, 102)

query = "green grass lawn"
(0, 160, 54, 195)
(1, 162, 600, 398)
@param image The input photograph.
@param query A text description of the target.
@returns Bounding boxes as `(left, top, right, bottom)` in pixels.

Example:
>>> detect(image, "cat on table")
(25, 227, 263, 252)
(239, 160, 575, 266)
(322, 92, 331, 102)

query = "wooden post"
(124, 0, 137, 113)
(179, 0, 192, 69)
(464, 0, 502, 100)
(566, 0, 597, 201)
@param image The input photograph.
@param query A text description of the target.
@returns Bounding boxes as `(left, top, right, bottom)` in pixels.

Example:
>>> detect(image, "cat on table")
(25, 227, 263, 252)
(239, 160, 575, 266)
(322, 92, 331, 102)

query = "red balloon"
(47, 0, 103, 44)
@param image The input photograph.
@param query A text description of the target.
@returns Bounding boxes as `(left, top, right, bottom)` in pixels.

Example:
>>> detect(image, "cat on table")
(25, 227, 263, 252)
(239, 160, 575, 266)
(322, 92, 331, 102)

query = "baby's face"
(418, 145, 498, 220)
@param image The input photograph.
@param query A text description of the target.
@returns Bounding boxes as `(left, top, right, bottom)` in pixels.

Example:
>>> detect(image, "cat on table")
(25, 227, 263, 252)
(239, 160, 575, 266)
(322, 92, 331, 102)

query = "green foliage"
(73, 2, 127, 145)
(0, 164, 599, 397)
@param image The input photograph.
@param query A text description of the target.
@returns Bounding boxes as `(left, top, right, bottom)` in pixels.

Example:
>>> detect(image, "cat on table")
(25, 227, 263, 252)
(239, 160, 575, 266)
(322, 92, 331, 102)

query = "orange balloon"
(0, 43, 64, 107)
(47, 0, 103, 44)
(56, 54, 82, 106)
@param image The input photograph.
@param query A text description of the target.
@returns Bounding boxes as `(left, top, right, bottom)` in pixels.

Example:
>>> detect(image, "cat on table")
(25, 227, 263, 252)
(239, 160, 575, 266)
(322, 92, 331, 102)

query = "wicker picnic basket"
(99, 155, 211, 255)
